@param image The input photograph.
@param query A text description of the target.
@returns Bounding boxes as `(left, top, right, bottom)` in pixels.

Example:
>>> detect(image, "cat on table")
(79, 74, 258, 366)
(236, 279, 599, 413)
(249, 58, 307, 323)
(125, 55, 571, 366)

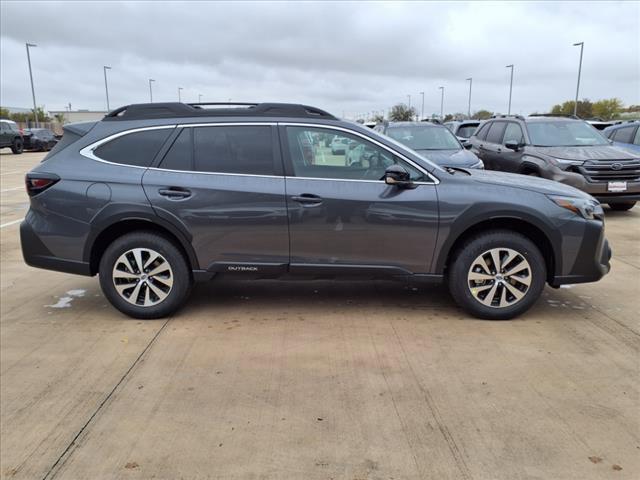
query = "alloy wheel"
(467, 248, 531, 308)
(112, 248, 173, 307)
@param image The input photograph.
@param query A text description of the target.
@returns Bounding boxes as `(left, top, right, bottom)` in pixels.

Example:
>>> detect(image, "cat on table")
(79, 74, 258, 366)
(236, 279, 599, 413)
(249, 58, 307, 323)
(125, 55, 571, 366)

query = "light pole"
(438, 86, 444, 120)
(573, 42, 584, 117)
(148, 79, 155, 102)
(506, 64, 514, 115)
(25, 43, 39, 127)
(178, 87, 183, 102)
(420, 91, 425, 120)
(466, 77, 472, 118)
(198, 94, 203, 103)
(103, 66, 112, 111)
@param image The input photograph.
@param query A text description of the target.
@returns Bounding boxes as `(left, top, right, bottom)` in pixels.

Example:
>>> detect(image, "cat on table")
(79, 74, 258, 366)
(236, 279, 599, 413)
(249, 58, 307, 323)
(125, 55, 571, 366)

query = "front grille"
(578, 161, 640, 182)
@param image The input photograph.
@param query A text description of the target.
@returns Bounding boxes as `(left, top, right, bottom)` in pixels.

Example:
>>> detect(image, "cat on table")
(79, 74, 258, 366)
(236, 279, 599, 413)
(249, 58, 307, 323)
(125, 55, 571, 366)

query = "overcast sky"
(1, 1, 638, 118)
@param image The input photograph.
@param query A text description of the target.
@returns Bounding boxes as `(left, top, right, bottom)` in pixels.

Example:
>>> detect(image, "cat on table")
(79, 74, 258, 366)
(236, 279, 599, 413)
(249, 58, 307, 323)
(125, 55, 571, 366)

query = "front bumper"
(551, 219, 611, 286)
(544, 165, 640, 204)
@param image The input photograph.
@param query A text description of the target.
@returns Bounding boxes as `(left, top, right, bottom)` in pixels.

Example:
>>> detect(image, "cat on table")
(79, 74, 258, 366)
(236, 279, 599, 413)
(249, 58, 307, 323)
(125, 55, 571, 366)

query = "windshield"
(386, 125, 461, 150)
(527, 121, 608, 147)
(456, 124, 479, 138)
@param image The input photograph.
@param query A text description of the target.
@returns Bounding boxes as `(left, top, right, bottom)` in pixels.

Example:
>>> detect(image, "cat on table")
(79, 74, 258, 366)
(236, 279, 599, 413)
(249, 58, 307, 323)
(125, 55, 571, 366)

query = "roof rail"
(528, 113, 580, 119)
(103, 102, 337, 121)
(490, 114, 525, 121)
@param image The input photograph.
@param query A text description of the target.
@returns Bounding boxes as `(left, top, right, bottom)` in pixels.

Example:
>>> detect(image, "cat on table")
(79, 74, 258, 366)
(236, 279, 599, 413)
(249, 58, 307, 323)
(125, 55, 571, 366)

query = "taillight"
(25, 173, 59, 196)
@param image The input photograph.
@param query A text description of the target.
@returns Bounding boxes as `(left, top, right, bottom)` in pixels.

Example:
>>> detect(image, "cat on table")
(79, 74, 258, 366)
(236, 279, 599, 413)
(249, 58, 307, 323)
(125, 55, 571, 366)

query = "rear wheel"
(11, 138, 23, 154)
(608, 202, 635, 211)
(448, 230, 546, 320)
(99, 231, 192, 319)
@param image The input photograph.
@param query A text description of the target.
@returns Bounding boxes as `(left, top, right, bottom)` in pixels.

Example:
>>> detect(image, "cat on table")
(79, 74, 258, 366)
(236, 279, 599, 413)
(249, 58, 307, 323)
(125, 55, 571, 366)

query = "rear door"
(281, 124, 439, 275)
(142, 123, 289, 273)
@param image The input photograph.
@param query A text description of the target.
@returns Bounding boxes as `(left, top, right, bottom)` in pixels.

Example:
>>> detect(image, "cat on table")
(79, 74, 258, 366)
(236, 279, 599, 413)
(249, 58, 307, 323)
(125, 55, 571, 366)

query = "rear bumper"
(20, 218, 92, 276)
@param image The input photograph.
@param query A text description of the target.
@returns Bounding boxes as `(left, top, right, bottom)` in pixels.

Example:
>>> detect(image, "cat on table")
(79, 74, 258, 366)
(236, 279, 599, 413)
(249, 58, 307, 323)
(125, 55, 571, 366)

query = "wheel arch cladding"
(439, 217, 558, 283)
(86, 217, 198, 275)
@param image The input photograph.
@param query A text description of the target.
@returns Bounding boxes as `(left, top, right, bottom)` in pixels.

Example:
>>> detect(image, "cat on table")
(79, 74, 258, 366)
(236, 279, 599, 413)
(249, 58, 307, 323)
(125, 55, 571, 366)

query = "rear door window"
(193, 126, 274, 175)
(94, 128, 173, 167)
(485, 122, 507, 144)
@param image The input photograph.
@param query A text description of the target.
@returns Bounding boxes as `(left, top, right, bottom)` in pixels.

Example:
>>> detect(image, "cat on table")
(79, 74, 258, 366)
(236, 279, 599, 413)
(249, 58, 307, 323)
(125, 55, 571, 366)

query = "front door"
(281, 125, 439, 275)
(143, 124, 289, 273)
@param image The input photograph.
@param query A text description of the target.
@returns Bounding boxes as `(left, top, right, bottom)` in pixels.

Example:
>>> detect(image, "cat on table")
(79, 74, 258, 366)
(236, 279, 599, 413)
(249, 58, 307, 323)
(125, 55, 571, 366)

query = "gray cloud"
(1, 1, 638, 118)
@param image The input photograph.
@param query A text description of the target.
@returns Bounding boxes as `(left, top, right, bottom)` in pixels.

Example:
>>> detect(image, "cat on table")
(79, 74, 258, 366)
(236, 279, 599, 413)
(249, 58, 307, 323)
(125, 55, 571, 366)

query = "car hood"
(528, 145, 637, 161)
(467, 169, 592, 199)
(415, 148, 479, 167)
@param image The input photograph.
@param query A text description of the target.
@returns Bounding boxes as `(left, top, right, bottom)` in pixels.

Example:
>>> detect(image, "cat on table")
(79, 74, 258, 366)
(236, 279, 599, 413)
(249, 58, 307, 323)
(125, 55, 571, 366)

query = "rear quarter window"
(485, 122, 507, 144)
(94, 128, 174, 167)
(474, 122, 491, 140)
(612, 126, 635, 144)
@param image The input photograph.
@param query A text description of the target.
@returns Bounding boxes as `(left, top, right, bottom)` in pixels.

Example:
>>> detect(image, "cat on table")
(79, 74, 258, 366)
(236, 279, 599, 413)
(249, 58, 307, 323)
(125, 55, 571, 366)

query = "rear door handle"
(158, 187, 192, 199)
(291, 194, 323, 206)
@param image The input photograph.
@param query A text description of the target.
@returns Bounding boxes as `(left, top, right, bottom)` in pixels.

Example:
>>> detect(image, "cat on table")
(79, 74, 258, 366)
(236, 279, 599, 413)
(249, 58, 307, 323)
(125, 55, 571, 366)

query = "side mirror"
(383, 164, 415, 189)
(463, 142, 473, 150)
(505, 141, 521, 151)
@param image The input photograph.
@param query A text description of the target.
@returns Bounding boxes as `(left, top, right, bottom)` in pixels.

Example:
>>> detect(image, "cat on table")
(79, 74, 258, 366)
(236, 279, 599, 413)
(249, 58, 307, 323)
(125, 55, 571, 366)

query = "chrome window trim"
(80, 121, 440, 185)
(79, 125, 177, 168)
(279, 122, 440, 184)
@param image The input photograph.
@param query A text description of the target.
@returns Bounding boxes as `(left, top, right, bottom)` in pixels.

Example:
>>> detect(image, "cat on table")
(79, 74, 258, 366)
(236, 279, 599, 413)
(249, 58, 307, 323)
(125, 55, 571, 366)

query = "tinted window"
(94, 128, 173, 167)
(160, 128, 192, 170)
(634, 127, 640, 146)
(612, 126, 635, 144)
(502, 123, 524, 144)
(193, 126, 273, 175)
(474, 122, 491, 140)
(286, 126, 427, 182)
(485, 122, 507, 144)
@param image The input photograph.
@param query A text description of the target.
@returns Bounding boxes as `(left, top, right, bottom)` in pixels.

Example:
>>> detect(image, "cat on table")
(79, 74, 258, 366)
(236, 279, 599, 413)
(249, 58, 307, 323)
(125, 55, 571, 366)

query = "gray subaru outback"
(21, 103, 611, 320)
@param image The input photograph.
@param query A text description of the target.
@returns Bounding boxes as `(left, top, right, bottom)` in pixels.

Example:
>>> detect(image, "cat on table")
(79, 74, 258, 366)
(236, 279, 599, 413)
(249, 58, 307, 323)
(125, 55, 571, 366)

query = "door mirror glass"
(384, 164, 415, 188)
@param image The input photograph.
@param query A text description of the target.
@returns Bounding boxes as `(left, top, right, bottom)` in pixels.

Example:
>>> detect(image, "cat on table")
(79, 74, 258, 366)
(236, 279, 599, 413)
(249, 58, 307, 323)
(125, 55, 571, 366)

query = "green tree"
(372, 114, 384, 123)
(9, 107, 50, 123)
(472, 110, 493, 120)
(592, 98, 623, 120)
(389, 104, 416, 121)
(549, 99, 592, 118)
(53, 113, 66, 124)
(0, 107, 10, 119)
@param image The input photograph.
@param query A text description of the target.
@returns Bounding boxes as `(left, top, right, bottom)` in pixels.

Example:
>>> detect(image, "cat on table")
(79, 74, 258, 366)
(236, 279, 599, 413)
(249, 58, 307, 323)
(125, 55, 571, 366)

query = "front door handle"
(291, 194, 323, 206)
(158, 187, 192, 199)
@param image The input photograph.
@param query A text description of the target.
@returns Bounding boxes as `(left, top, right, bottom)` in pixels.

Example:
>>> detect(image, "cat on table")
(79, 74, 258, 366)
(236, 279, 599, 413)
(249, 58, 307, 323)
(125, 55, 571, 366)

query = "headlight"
(551, 158, 585, 169)
(469, 159, 484, 169)
(548, 195, 604, 220)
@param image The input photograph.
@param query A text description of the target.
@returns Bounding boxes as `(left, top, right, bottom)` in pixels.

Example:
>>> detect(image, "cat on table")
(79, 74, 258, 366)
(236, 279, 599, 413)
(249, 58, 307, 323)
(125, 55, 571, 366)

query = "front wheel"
(448, 230, 546, 320)
(99, 231, 192, 319)
(608, 202, 635, 211)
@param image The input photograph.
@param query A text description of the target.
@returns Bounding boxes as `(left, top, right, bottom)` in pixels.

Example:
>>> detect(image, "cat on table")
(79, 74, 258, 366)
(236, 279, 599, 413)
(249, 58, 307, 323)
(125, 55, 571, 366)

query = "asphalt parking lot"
(1, 150, 638, 480)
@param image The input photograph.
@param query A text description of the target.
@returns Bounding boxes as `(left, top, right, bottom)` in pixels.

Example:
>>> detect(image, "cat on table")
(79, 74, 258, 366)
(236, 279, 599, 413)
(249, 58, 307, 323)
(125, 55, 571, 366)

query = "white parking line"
(0, 218, 23, 229)
(1, 186, 23, 193)
(0, 170, 24, 176)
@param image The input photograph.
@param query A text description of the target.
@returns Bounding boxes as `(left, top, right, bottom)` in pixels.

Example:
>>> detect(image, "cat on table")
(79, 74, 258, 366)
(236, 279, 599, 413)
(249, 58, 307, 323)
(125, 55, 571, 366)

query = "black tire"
(99, 231, 192, 319)
(608, 202, 635, 211)
(447, 230, 546, 320)
(10, 138, 23, 154)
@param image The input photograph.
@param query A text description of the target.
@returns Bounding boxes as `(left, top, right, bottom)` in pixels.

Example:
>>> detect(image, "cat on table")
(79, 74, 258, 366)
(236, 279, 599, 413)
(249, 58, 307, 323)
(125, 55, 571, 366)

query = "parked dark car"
(468, 115, 640, 211)
(374, 121, 483, 169)
(0, 119, 24, 154)
(603, 121, 640, 154)
(444, 120, 481, 145)
(21, 102, 610, 320)
(24, 128, 58, 151)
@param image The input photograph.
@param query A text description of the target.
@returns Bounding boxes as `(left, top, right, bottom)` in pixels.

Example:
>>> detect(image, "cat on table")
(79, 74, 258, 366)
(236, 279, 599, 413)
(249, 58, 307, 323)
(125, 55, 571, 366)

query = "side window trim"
(80, 125, 176, 168)
(279, 123, 438, 185)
